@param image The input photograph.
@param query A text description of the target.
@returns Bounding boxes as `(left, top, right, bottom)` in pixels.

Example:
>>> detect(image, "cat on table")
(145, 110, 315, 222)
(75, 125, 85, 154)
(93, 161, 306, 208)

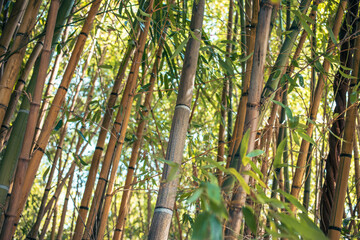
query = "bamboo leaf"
(240, 130, 250, 161)
(277, 189, 307, 213)
(326, 24, 337, 44)
(99, 64, 112, 69)
(77, 154, 88, 166)
(297, 74, 304, 87)
(171, 37, 189, 59)
(54, 119, 63, 131)
(157, 158, 179, 181)
(228, 168, 250, 194)
(314, 60, 325, 73)
(42, 166, 50, 181)
(296, 129, 316, 145)
(138, 8, 150, 17)
(209, 215, 223, 240)
(293, 10, 314, 37)
(238, 51, 253, 62)
(242, 206, 257, 234)
(247, 149, 265, 158)
(76, 129, 91, 145)
(187, 188, 203, 203)
(248, 161, 263, 178)
(339, 69, 357, 79)
(134, 14, 146, 22)
(242, 170, 267, 188)
(274, 137, 287, 169)
(192, 213, 210, 240)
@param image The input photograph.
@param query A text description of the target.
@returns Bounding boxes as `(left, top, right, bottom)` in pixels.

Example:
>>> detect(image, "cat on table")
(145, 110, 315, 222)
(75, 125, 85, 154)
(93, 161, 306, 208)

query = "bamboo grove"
(1, 0, 360, 239)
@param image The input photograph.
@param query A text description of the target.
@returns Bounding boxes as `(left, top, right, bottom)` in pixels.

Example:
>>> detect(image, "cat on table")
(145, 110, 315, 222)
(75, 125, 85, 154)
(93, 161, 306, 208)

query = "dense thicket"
(0, 0, 359, 239)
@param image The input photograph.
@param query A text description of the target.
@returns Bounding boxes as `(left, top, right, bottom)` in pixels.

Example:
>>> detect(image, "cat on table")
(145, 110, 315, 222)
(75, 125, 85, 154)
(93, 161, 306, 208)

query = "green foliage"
(188, 174, 227, 240)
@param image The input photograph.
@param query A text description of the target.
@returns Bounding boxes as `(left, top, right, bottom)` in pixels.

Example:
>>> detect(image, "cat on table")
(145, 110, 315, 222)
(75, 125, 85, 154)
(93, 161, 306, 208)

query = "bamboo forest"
(1, 0, 360, 239)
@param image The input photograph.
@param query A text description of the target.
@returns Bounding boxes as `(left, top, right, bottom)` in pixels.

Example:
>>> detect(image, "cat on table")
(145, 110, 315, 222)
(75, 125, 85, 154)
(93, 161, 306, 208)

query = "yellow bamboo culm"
(289, 0, 347, 212)
(84, 3, 155, 239)
(225, 1, 274, 238)
(0, 0, 42, 130)
(0, 1, 103, 238)
(327, 19, 360, 240)
(112, 25, 166, 240)
(0, 0, 61, 238)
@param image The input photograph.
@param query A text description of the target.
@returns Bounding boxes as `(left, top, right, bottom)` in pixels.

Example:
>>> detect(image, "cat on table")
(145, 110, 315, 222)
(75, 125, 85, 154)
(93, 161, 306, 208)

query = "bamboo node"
(36, 146, 45, 153)
(98, 177, 108, 182)
(59, 86, 68, 92)
(18, 79, 26, 84)
(340, 153, 352, 158)
(79, 32, 88, 37)
(0, 184, 9, 191)
(175, 104, 191, 111)
(79, 206, 89, 210)
(0, 103, 7, 110)
(154, 207, 173, 215)
(18, 106, 30, 114)
(328, 226, 341, 232)
(246, 102, 260, 109)
(95, 146, 104, 151)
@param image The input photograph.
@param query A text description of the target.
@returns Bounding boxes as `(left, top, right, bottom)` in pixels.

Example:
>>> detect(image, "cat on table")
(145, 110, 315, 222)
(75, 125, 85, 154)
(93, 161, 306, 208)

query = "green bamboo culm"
(0, 0, 75, 216)
(260, 0, 312, 104)
(222, 0, 313, 194)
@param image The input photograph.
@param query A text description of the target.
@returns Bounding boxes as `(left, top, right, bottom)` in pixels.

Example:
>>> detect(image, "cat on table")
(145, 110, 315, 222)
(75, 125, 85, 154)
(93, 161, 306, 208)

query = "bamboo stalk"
(72, 37, 136, 240)
(38, 162, 76, 239)
(0, 0, 28, 66)
(0, 37, 43, 208)
(320, 0, 359, 232)
(0, 37, 43, 149)
(84, 3, 154, 239)
(0, 0, 74, 218)
(216, 0, 233, 183)
(224, 1, 274, 238)
(327, 12, 360, 239)
(354, 131, 360, 219)
(57, 170, 75, 240)
(290, 0, 347, 212)
(0, 1, 102, 237)
(26, 74, 83, 239)
(0, 0, 41, 134)
(34, 9, 74, 142)
(148, 0, 205, 237)
(224, 0, 259, 172)
(261, 0, 312, 101)
(1, 1, 60, 238)
(112, 27, 166, 240)
(303, 144, 313, 210)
